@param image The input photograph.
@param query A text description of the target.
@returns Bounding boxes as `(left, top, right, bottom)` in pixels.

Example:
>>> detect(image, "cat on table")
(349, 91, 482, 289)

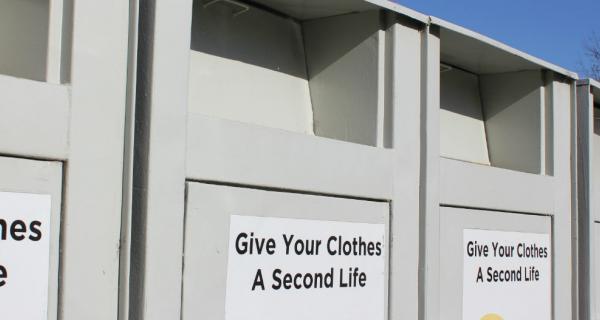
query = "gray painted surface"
(304, 11, 384, 146)
(246, 0, 429, 24)
(60, 0, 130, 318)
(480, 71, 544, 174)
(387, 20, 423, 320)
(186, 115, 394, 200)
(421, 25, 442, 320)
(245, 0, 428, 22)
(251, 0, 377, 20)
(440, 68, 490, 165)
(188, 4, 389, 146)
(188, 1, 314, 134)
(439, 158, 554, 214)
(576, 83, 594, 320)
(0, 156, 62, 320)
(181, 182, 390, 319)
(548, 79, 574, 320)
(0, 75, 69, 159)
(46, 0, 69, 84)
(434, 17, 576, 78)
(117, 0, 139, 318)
(0, 0, 70, 84)
(440, 26, 541, 76)
(128, 0, 192, 319)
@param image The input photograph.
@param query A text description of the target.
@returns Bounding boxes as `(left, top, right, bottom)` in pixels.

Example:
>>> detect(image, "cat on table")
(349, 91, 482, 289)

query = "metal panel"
(0, 156, 62, 320)
(439, 68, 490, 165)
(128, 0, 193, 319)
(421, 25, 441, 320)
(118, 0, 140, 318)
(0, 75, 69, 160)
(440, 158, 554, 214)
(595, 223, 600, 320)
(188, 2, 314, 134)
(432, 17, 577, 78)
(481, 71, 544, 174)
(439, 207, 551, 320)
(387, 21, 423, 320)
(576, 83, 594, 320)
(548, 79, 574, 320)
(181, 182, 390, 320)
(364, 0, 428, 22)
(186, 115, 394, 200)
(577, 80, 599, 320)
(248, 0, 376, 20)
(247, 0, 428, 22)
(60, 0, 130, 318)
(304, 11, 384, 146)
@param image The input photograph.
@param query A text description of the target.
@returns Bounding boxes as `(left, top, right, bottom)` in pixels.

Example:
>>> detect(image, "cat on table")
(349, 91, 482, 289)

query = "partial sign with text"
(0, 192, 52, 320)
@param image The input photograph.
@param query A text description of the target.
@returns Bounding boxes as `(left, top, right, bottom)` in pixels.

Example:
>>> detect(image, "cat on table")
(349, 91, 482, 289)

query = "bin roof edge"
(430, 16, 579, 80)
(364, 0, 429, 23)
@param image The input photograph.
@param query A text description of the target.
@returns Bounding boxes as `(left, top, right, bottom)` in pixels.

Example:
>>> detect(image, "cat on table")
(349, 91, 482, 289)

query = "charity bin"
(125, 0, 429, 319)
(0, 1, 130, 319)
(420, 17, 577, 320)
(576, 79, 600, 320)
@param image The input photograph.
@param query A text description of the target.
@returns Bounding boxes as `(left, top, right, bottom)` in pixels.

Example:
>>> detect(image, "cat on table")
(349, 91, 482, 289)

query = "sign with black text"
(462, 229, 551, 320)
(225, 215, 386, 320)
(0, 192, 52, 320)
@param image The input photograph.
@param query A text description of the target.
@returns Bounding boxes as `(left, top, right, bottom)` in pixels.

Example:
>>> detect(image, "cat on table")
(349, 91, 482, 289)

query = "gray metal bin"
(0, 1, 130, 319)
(2, 1, 587, 320)
(419, 17, 578, 320)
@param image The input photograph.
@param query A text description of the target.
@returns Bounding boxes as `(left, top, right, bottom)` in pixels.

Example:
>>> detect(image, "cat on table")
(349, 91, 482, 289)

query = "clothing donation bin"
(124, 1, 430, 320)
(0, 0, 130, 319)
(419, 17, 578, 320)
(576, 79, 600, 320)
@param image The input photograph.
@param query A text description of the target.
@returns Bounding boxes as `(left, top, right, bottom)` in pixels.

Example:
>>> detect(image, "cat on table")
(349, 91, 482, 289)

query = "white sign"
(225, 215, 386, 320)
(462, 229, 551, 320)
(0, 192, 52, 320)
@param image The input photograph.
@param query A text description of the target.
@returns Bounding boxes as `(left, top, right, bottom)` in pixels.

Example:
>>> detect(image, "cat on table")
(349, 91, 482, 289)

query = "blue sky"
(394, 0, 600, 76)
